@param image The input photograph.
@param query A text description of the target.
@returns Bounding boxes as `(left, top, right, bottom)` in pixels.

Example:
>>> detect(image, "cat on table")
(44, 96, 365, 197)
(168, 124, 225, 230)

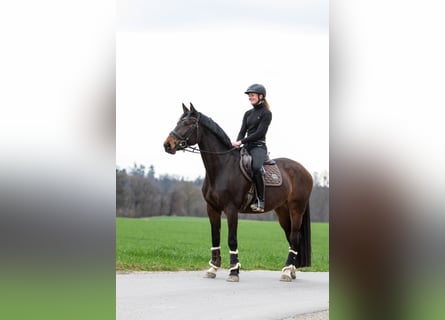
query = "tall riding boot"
(250, 172, 265, 212)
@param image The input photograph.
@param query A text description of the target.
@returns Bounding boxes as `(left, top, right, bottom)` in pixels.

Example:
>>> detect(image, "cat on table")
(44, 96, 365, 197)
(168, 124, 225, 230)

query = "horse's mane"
(197, 112, 232, 149)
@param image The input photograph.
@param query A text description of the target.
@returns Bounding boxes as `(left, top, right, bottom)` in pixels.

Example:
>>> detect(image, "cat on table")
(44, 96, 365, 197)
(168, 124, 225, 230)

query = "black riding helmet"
(244, 84, 266, 97)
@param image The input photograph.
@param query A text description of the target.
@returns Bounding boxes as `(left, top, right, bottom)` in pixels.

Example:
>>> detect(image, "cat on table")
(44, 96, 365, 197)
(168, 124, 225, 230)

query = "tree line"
(116, 164, 329, 222)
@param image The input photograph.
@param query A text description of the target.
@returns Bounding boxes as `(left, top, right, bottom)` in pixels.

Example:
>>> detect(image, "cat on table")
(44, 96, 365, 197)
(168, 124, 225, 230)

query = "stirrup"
(250, 200, 264, 212)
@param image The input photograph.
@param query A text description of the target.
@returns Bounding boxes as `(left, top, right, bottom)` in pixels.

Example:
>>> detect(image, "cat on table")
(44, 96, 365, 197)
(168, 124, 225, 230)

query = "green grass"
(116, 216, 328, 272)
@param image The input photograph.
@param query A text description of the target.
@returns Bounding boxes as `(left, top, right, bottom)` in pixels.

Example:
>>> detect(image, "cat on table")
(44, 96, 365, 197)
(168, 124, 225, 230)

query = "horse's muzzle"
(163, 140, 176, 154)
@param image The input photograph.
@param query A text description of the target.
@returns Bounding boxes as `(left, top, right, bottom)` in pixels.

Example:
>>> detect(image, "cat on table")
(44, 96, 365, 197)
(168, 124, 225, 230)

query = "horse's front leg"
(204, 204, 222, 279)
(225, 205, 240, 282)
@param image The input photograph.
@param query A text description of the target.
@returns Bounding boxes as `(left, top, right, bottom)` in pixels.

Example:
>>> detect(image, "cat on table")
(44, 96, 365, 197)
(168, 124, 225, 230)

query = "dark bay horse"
(163, 103, 313, 282)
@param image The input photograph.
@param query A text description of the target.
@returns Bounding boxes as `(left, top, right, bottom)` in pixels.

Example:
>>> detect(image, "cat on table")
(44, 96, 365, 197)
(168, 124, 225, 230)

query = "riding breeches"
(248, 146, 267, 176)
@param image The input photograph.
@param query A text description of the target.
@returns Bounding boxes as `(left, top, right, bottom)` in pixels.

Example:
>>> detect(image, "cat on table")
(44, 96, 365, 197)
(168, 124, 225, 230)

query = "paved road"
(117, 270, 329, 320)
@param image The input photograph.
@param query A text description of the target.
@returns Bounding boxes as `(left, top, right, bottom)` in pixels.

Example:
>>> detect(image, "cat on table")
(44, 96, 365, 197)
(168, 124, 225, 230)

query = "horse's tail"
(296, 203, 311, 268)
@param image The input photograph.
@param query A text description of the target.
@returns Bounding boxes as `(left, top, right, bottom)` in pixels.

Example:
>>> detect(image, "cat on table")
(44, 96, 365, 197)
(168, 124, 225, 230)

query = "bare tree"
(116, 165, 329, 222)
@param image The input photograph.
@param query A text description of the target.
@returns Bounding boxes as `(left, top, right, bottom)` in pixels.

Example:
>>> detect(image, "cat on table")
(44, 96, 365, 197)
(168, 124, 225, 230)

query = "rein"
(183, 146, 237, 155)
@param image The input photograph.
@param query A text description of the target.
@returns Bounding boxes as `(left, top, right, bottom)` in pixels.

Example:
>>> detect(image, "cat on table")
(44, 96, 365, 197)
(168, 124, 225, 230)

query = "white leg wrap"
(207, 265, 219, 274)
(208, 260, 220, 270)
(229, 250, 240, 270)
(229, 262, 241, 272)
(288, 247, 298, 255)
(281, 264, 296, 273)
(205, 247, 221, 278)
(207, 247, 221, 272)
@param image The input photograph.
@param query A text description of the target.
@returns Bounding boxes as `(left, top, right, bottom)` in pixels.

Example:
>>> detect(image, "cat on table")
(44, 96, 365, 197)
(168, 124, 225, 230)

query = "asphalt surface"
(117, 270, 329, 320)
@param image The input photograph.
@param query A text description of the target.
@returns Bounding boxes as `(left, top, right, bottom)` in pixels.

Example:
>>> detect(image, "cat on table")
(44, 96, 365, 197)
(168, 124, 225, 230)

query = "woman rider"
(232, 84, 272, 212)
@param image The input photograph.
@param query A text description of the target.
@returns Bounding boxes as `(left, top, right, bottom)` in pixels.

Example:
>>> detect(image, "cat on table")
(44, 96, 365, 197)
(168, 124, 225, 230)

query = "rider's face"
(248, 93, 260, 105)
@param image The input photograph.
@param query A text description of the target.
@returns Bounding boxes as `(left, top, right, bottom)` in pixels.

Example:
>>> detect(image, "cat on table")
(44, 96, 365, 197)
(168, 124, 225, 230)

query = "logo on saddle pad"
(240, 148, 282, 186)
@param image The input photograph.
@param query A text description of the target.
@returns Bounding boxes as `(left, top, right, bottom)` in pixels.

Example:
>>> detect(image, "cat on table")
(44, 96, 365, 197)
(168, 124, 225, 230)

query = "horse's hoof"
(204, 271, 216, 278)
(280, 265, 296, 282)
(226, 275, 239, 282)
(204, 266, 218, 278)
(280, 273, 292, 282)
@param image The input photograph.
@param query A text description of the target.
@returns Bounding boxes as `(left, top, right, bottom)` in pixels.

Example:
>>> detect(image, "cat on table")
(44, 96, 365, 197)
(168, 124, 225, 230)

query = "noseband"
(170, 113, 200, 149)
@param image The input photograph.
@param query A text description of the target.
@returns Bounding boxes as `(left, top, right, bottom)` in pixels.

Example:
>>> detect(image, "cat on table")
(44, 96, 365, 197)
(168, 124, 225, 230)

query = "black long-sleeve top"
(236, 104, 272, 145)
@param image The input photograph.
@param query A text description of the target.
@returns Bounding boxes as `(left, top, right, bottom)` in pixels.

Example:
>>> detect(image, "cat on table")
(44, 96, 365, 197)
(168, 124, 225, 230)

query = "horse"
(163, 103, 313, 282)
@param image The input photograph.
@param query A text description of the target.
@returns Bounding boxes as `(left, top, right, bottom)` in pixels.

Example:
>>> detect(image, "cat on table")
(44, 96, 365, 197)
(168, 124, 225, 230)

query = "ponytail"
(263, 99, 271, 110)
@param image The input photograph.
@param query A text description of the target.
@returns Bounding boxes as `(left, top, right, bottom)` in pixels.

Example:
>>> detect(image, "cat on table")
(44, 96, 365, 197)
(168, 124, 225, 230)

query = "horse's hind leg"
(275, 205, 291, 243)
(204, 204, 222, 279)
(276, 205, 297, 281)
(280, 202, 308, 281)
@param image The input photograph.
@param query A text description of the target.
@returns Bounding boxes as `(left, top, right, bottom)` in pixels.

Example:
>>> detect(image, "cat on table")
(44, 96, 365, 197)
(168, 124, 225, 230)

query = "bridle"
(169, 112, 236, 155)
(169, 113, 201, 150)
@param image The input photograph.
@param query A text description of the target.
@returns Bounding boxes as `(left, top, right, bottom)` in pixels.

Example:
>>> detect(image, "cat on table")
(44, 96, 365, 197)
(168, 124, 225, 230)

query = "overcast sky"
(116, 1, 329, 180)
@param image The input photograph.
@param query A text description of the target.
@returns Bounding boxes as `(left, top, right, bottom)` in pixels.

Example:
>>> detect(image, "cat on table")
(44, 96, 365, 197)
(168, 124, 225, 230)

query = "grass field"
(116, 216, 329, 272)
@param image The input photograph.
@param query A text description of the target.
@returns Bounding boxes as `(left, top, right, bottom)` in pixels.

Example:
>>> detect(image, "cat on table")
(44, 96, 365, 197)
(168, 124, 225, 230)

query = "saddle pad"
(264, 164, 282, 186)
(240, 152, 282, 186)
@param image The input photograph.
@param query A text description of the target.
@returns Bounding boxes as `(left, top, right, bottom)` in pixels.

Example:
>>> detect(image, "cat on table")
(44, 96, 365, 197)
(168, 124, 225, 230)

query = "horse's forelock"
(179, 111, 195, 121)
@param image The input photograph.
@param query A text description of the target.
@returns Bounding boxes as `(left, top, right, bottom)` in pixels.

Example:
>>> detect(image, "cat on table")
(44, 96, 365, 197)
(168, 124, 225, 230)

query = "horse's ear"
(190, 102, 197, 113)
(182, 103, 189, 113)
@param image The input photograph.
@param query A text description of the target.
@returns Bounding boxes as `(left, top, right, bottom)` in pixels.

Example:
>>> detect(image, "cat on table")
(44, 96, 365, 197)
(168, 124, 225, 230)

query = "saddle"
(239, 148, 282, 213)
(240, 148, 282, 186)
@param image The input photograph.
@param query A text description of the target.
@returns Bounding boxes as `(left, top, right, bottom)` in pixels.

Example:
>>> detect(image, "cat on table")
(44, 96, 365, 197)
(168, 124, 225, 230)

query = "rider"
(232, 84, 272, 212)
